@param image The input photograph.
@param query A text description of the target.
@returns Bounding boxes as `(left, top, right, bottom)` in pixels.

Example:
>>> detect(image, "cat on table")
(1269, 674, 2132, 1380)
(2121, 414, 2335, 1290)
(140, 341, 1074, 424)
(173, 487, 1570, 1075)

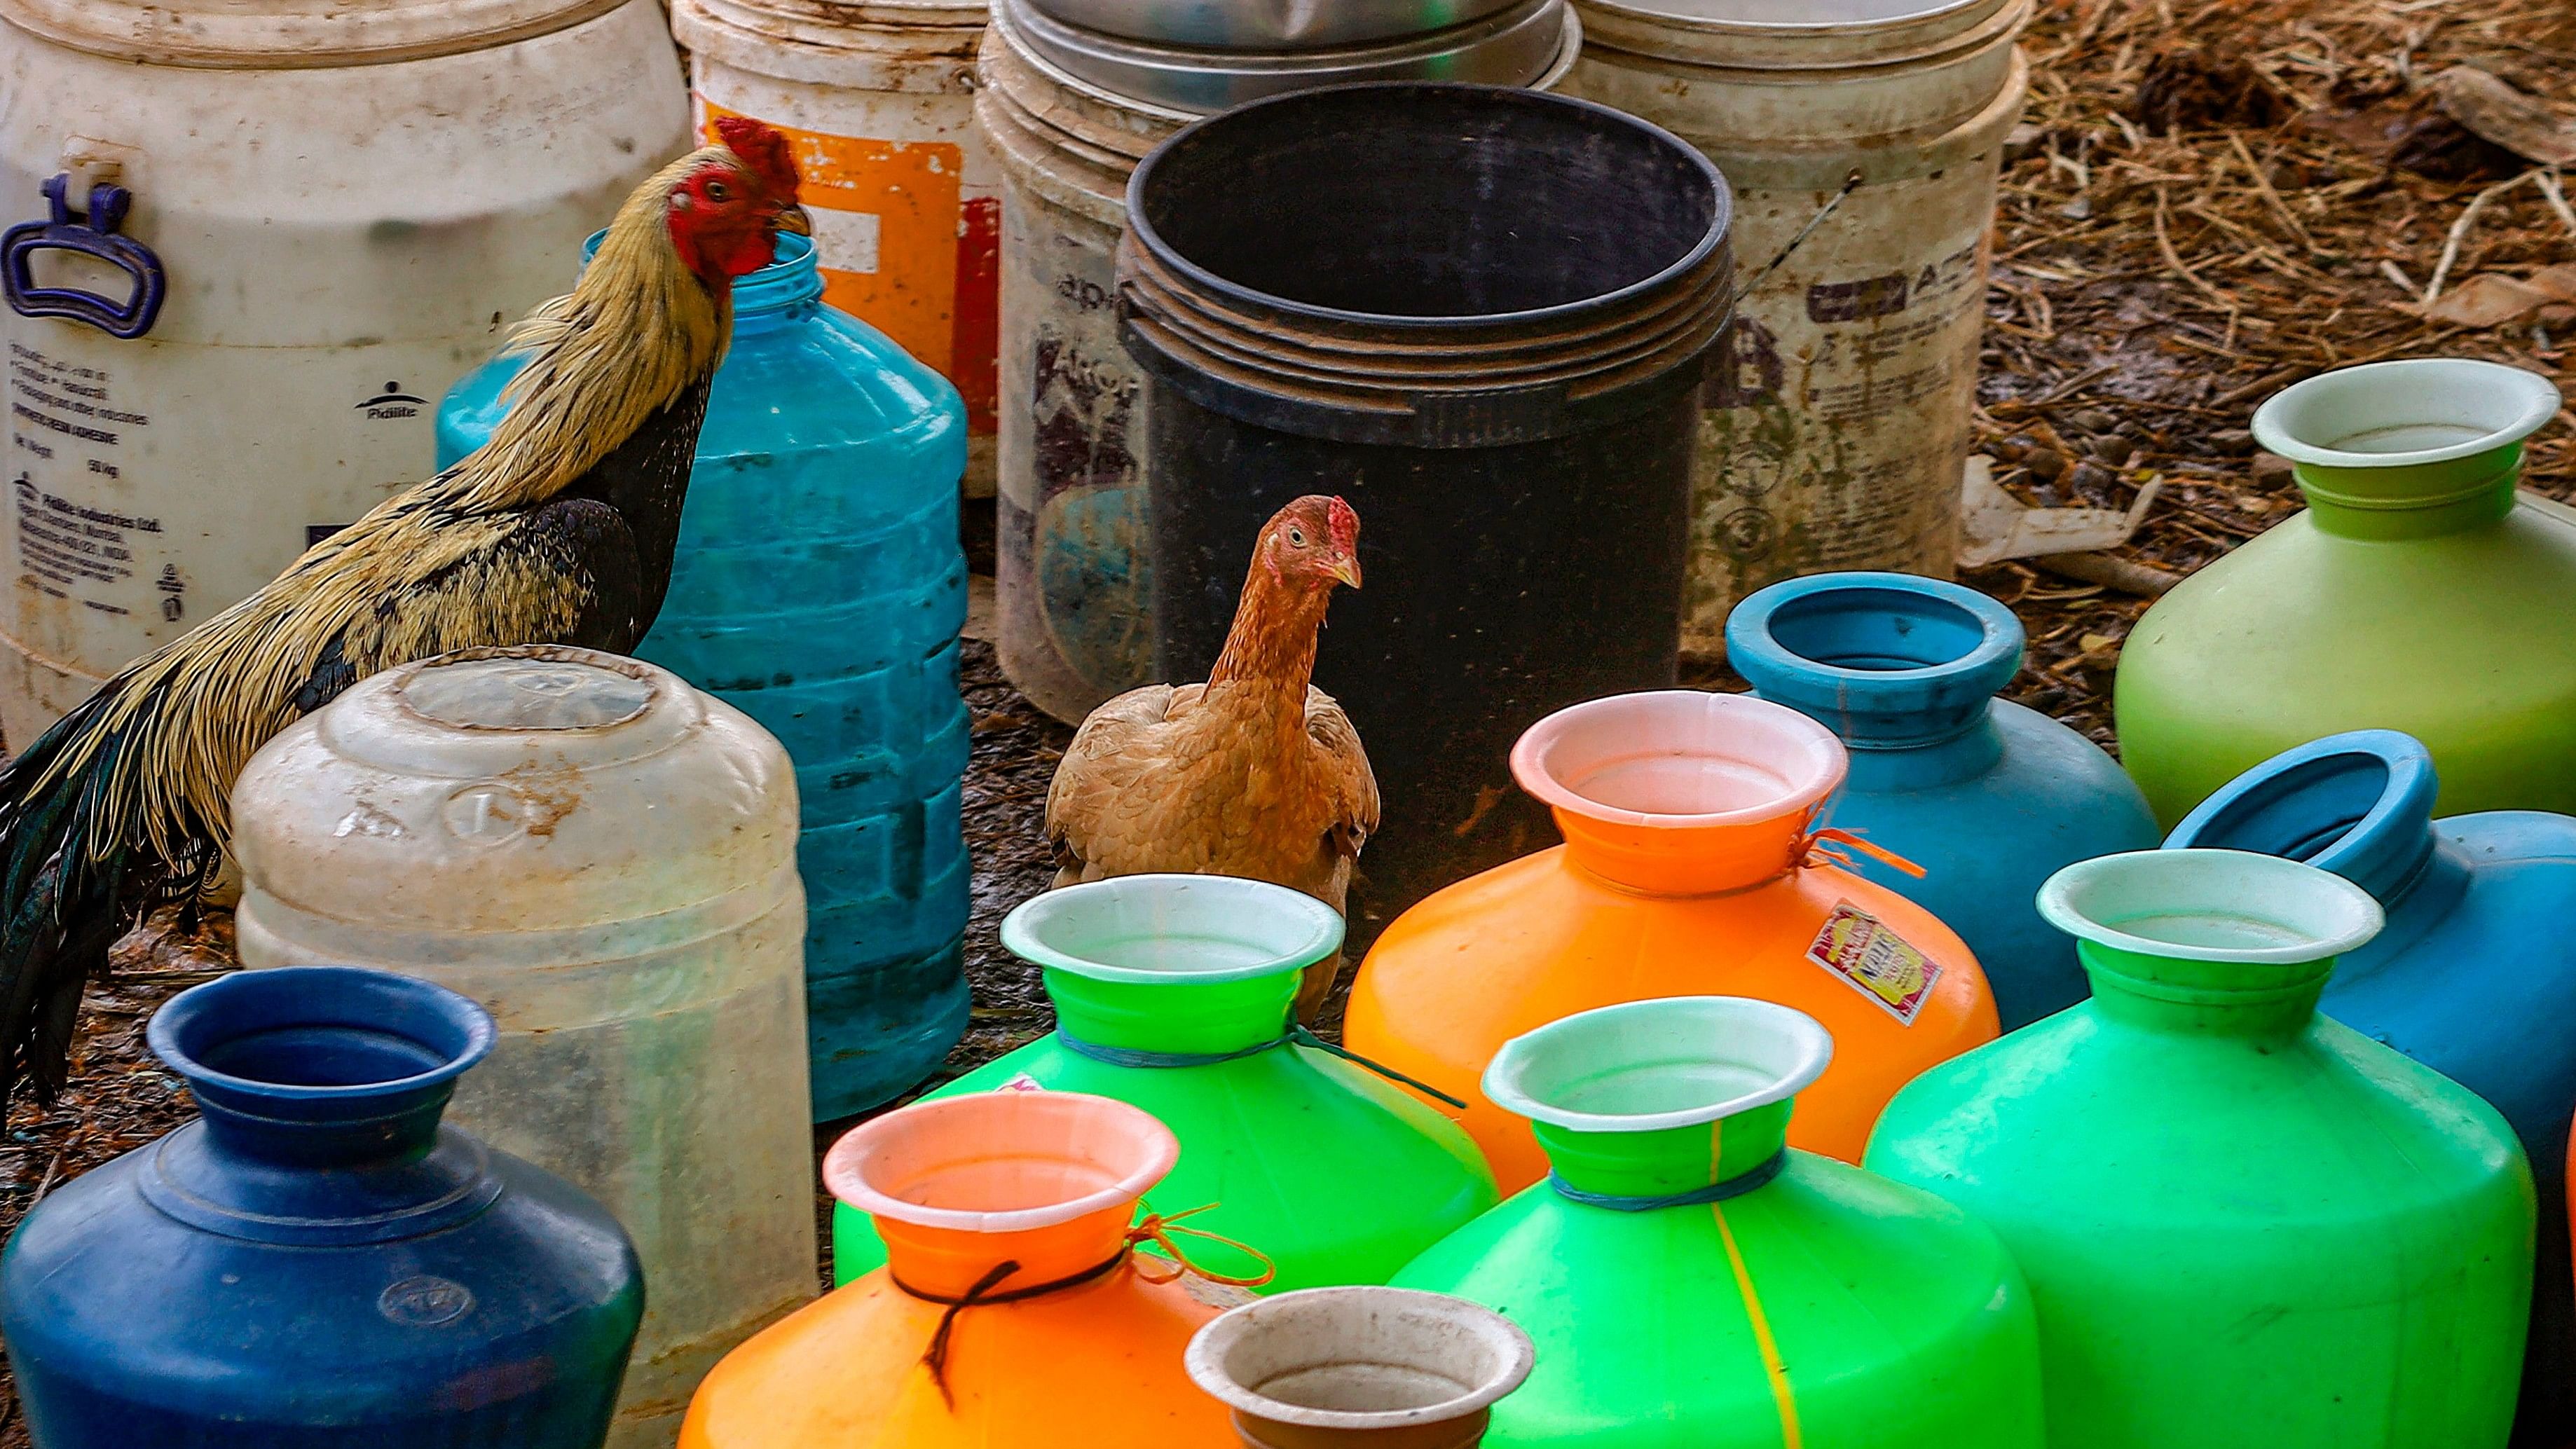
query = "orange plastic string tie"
(1795, 819, 1928, 879)
(1125, 1202, 1279, 1289)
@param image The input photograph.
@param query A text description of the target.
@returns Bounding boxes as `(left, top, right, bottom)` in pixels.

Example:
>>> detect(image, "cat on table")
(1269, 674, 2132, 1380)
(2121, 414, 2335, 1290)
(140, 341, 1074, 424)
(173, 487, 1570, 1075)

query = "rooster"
(0, 118, 808, 1118)
(1046, 495, 1379, 1022)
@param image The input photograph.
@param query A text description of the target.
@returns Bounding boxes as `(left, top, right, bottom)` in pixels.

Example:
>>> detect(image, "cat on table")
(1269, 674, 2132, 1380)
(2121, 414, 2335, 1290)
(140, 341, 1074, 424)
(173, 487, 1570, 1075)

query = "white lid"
(0, 0, 632, 67)
(1484, 996, 1833, 1133)
(231, 647, 798, 930)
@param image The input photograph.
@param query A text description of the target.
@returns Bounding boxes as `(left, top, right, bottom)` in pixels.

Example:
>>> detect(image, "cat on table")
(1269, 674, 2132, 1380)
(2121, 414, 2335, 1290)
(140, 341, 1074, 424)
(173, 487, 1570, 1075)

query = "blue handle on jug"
(2, 174, 166, 339)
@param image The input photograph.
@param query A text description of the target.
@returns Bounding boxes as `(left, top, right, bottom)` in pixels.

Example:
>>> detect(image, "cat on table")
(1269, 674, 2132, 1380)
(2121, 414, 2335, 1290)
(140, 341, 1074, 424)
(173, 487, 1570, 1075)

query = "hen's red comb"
(1326, 496, 1359, 554)
(713, 116, 801, 202)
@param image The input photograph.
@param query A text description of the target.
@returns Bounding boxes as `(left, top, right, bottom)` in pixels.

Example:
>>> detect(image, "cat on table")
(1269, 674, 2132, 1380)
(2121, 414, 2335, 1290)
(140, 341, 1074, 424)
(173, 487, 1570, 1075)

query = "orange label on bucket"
(1807, 902, 1940, 1024)
(699, 104, 994, 430)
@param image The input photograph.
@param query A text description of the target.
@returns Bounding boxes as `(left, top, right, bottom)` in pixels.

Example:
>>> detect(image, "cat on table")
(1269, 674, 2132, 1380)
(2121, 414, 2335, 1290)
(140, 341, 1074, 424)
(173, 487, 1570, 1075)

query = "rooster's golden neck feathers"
(441, 146, 744, 516)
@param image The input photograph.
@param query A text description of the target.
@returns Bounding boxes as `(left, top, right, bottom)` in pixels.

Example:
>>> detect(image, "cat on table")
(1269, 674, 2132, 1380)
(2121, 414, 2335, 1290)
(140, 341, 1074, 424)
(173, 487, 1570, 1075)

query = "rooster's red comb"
(713, 116, 801, 203)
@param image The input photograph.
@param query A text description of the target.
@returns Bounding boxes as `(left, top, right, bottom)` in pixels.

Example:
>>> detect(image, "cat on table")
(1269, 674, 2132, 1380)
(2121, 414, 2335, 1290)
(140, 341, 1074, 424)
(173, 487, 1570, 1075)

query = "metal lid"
(0, 0, 632, 67)
(1575, 0, 2021, 69)
(1025, 0, 1528, 50)
(995, 0, 1575, 113)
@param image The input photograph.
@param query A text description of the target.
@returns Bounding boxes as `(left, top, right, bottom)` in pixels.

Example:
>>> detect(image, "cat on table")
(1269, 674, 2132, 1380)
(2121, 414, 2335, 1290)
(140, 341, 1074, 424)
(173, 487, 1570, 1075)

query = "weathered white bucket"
(0, 0, 687, 748)
(1564, 0, 2032, 654)
(675, 0, 1001, 498)
(981, 0, 1582, 723)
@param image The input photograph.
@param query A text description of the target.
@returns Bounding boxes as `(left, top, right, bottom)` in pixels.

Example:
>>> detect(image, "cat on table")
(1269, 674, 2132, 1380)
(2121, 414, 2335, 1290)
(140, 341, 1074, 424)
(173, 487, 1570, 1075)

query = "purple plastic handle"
(3, 174, 166, 340)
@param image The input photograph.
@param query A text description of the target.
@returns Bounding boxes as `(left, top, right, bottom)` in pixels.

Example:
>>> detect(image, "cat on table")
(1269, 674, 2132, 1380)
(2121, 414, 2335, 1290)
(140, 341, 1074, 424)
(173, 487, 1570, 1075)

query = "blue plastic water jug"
(2167, 729, 2576, 1445)
(1727, 572, 2160, 1029)
(439, 233, 971, 1118)
(0, 967, 643, 1446)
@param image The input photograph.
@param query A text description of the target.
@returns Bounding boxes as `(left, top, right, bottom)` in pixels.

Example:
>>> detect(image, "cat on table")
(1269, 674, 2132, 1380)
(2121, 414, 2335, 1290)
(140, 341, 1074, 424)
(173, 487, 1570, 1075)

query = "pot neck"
(1839, 715, 2005, 790)
(2295, 444, 2521, 540)
(1537, 1099, 1790, 1200)
(2079, 939, 2333, 1040)
(137, 967, 502, 1245)
(1048, 966, 1301, 1056)
(1556, 806, 1814, 896)
(878, 1201, 1142, 1299)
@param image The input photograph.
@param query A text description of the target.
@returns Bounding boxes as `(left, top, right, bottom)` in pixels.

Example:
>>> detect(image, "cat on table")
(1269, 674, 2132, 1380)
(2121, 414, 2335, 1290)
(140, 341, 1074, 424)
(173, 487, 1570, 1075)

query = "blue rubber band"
(1054, 1024, 1469, 1110)
(1548, 1150, 1788, 1212)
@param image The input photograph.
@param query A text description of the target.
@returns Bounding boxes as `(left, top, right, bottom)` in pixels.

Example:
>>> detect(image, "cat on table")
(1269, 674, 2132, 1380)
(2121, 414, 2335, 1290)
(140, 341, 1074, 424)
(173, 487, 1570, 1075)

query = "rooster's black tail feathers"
(0, 685, 169, 1124)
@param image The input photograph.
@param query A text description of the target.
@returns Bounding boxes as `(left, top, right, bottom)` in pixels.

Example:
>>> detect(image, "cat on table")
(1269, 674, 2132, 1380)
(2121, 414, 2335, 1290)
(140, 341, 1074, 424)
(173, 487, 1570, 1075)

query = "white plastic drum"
(1566, 0, 2032, 652)
(231, 646, 816, 1449)
(0, 0, 687, 746)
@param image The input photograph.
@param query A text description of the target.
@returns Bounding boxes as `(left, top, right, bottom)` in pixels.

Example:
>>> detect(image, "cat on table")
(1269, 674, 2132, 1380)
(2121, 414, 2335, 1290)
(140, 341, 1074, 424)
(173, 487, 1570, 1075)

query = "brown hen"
(1044, 495, 1380, 1021)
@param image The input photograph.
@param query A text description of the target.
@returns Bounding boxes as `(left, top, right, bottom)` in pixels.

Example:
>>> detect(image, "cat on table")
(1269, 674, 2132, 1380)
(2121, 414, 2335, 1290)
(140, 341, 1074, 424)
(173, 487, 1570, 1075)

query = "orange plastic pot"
(1345, 690, 1996, 1188)
(678, 1092, 1240, 1448)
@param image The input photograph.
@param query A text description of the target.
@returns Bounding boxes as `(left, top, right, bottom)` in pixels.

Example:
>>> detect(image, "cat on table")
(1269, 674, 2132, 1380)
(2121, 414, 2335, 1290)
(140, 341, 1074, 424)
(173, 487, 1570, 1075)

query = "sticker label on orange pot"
(1807, 902, 1941, 1024)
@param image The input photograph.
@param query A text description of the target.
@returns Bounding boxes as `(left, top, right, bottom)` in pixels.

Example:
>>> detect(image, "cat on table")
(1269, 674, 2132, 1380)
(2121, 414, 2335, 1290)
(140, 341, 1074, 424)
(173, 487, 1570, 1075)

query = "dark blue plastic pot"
(2167, 730, 2576, 1445)
(1727, 572, 2160, 1029)
(0, 967, 644, 1447)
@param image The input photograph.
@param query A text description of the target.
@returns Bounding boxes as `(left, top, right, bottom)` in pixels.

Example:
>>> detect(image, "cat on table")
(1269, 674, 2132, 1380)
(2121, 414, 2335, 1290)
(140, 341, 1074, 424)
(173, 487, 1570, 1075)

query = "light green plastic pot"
(2115, 358, 2575, 824)
(1392, 996, 2044, 1448)
(830, 875, 1498, 1290)
(1867, 849, 2535, 1449)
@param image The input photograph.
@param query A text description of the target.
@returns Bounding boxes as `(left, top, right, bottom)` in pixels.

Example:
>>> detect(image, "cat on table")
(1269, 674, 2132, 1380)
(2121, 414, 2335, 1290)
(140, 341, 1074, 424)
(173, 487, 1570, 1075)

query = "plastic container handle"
(3, 174, 167, 339)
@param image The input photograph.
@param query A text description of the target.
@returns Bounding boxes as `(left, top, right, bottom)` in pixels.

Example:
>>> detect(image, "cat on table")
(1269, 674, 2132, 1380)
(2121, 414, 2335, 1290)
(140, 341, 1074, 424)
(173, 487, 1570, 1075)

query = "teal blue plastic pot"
(439, 232, 970, 1118)
(831, 875, 1498, 1291)
(1727, 572, 2158, 1028)
(2167, 729, 2576, 1443)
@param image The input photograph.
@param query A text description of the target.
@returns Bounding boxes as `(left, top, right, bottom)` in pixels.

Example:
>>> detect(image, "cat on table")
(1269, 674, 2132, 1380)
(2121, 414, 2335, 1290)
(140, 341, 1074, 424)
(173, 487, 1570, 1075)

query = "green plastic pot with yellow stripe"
(1390, 997, 2044, 1448)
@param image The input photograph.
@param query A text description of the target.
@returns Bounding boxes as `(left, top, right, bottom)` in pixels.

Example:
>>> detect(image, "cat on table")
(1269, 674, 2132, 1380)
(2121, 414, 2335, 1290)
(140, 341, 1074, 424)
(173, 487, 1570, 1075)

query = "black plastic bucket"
(1118, 81, 1734, 931)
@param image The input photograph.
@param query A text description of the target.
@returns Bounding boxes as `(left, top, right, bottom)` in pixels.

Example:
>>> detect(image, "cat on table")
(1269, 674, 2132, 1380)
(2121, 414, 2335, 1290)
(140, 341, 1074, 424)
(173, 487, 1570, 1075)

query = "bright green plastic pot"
(1392, 996, 2044, 1448)
(2116, 358, 2576, 825)
(830, 875, 1498, 1290)
(1867, 849, 2535, 1449)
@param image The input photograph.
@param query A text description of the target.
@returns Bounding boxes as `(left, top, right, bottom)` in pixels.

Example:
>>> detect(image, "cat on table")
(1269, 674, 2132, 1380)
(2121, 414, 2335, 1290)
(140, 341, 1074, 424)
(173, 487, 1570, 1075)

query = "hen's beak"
(774, 204, 813, 237)
(1328, 554, 1363, 590)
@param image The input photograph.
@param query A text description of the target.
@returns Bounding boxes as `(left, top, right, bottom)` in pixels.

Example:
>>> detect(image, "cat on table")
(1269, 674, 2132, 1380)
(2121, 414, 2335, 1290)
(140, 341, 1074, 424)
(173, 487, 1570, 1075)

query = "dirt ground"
(3, 0, 2573, 1436)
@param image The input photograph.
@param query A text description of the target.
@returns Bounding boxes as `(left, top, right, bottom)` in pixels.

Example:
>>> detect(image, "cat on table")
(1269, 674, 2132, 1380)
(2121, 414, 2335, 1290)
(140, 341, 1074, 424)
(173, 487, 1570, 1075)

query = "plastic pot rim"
(1482, 996, 1834, 1132)
(1185, 1286, 1537, 1429)
(146, 966, 497, 1106)
(1725, 570, 2022, 694)
(2251, 357, 2561, 470)
(2162, 729, 2437, 886)
(2037, 849, 2385, 964)
(821, 1090, 1181, 1233)
(1001, 874, 1347, 984)
(1509, 689, 1846, 828)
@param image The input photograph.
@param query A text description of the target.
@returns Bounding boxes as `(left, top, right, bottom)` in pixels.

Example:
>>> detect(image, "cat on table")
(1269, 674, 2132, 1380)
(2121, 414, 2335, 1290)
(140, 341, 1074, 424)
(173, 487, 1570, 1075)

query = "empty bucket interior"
(1135, 88, 1720, 318)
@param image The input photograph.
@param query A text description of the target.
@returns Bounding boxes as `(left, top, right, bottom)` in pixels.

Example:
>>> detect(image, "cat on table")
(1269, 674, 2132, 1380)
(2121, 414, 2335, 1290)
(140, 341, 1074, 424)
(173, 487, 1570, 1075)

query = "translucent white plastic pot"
(231, 646, 816, 1449)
